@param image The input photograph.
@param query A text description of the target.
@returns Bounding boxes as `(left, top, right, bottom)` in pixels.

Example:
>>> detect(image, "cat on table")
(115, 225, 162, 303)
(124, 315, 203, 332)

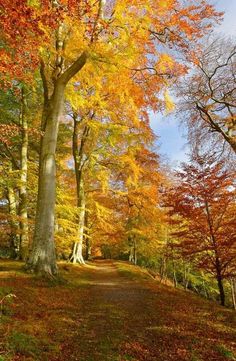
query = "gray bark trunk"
(26, 47, 87, 276)
(7, 181, 20, 256)
(160, 256, 166, 283)
(70, 117, 90, 264)
(71, 179, 86, 264)
(173, 261, 178, 288)
(19, 88, 29, 260)
(84, 211, 91, 260)
(27, 80, 65, 275)
(129, 237, 137, 264)
(230, 278, 236, 310)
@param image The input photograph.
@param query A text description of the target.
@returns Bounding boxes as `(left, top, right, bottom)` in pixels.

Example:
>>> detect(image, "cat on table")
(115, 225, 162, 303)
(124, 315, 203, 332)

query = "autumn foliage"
(166, 155, 236, 305)
(1, 0, 235, 310)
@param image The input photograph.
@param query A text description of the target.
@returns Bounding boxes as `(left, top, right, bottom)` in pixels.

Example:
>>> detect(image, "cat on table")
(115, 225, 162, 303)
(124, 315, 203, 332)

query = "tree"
(167, 155, 236, 306)
(177, 37, 236, 154)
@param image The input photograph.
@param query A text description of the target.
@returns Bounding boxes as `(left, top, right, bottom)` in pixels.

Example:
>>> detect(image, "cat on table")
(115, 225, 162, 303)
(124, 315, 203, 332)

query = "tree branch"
(59, 51, 88, 85)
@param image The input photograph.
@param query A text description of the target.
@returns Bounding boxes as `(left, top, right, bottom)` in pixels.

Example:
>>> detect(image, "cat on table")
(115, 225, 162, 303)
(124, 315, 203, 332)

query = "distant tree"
(167, 155, 236, 306)
(178, 37, 236, 154)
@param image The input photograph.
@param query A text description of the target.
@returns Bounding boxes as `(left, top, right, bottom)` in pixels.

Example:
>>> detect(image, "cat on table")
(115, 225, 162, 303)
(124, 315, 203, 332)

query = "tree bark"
(133, 238, 137, 265)
(129, 237, 137, 264)
(215, 257, 225, 306)
(230, 278, 236, 310)
(27, 80, 65, 275)
(70, 117, 90, 264)
(173, 261, 178, 288)
(160, 256, 166, 283)
(84, 211, 91, 260)
(19, 88, 29, 260)
(70, 179, 86, 264)
(205, 199, 225, 306)
(26, 49, 87, 276)
(7, 180, 20, 257)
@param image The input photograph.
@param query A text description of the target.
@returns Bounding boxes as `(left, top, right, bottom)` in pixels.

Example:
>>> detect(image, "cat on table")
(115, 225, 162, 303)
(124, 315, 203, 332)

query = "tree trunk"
(173, 261, 177, 288)
(216, 274, 225, 306)
(202, 278, 208, 299)
(19, 88, 29, 260)
(230, 278, 236, 310)
(128, 236, 134, 263)
(7, 182, 20, 257)
(183, 262, 189, 290)
(70, 179, 86, 264)
(205, 200, 225, 306)
(215, 258, 225, 306)
(160, 256, 166, 283)
(133, 238, 137, 265)
(27, 81, 65, 276)
(84, 211, 91, 260)
(70, 117, 90, 264)
(26, 43, 87, 276)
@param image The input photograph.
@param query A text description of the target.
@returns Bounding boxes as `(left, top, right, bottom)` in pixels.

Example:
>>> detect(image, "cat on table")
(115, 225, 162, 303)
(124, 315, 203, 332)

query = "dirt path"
(55, 261, 236, 361)
(0, 260, 236, 361)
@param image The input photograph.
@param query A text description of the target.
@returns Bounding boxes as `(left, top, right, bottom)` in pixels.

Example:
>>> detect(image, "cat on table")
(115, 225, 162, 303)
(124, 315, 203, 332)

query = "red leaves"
(0, 0, 57, 81)
(166, 155, 236, 278)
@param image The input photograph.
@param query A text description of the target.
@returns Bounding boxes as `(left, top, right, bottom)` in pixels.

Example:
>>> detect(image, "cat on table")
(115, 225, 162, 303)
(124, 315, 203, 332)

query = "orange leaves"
(0, 124, 19, 145)
(0, 0, 57, 81)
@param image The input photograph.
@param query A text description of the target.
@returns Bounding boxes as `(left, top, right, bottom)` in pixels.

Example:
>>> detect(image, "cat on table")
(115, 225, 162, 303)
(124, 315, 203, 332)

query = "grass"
(7, 331, 40, 358)
(216, 345, 236, 360)
(116, 261, 152, 281)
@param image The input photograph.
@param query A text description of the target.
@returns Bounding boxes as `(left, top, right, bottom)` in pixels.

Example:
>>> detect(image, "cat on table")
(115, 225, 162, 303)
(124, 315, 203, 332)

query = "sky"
(149, 0, 236, 167)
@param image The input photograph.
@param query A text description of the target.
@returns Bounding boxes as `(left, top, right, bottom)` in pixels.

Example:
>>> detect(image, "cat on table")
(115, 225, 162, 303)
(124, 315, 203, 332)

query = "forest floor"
(0, 260, 236, 361)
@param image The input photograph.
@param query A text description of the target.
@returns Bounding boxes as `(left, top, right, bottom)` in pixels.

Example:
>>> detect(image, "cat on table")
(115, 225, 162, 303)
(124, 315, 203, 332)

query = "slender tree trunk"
(128, 236, 135, 263)
(205, 200, 225, 306)
(230, 278, 236, 310)
(70, 117, 90, 264)
(133, 238, 137, 265)
(173, 261, 177, 288)
(160, 256, 166, 283)
(129, 248, 133, 263)
(7, 182, 20, 257)
(215, 258, 225, 306)
(183, 262, 189, 290)
(19, 88, 29, 260)
(216, 274, 225, 306)
(71, 179, 86, 264)
(84, 211, 91, 260)
(202, 278, 208, 299)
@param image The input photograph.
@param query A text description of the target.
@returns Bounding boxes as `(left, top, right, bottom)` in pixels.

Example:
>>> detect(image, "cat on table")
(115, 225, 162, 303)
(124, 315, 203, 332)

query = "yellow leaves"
(27, 0, 40, 8)
(97, 167, 110, 193)
(158, 0, 175, 10)
(157, 53, 174, 73)
(120, 152, 142, 187)
(164, 90, 175, 113)
(63, 21, 87, 63)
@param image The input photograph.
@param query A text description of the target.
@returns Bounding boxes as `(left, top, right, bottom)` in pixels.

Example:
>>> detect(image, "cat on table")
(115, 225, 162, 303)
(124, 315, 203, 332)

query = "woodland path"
(52, 260, 236, 361)
(0, 260, 236, 361)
